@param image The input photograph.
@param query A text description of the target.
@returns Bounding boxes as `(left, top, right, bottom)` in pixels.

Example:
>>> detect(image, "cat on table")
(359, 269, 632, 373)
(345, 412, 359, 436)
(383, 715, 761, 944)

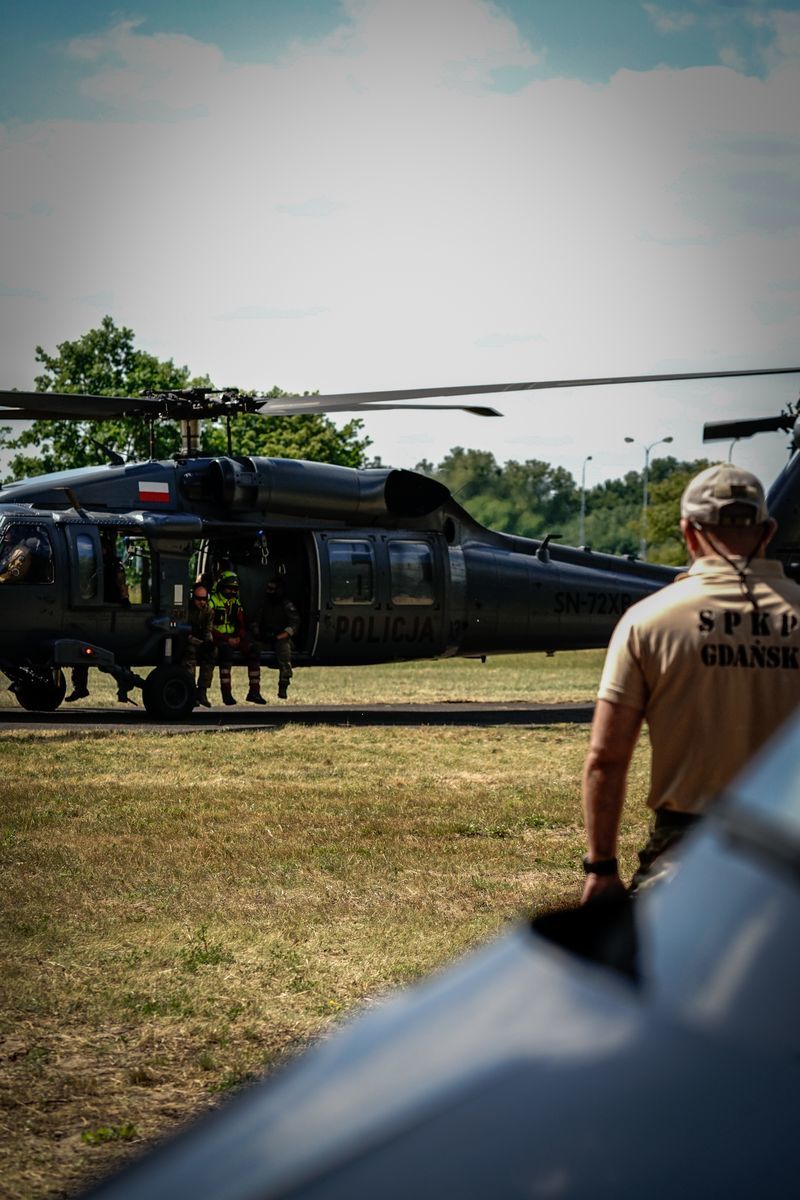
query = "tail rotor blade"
(703, 415, 794, 442)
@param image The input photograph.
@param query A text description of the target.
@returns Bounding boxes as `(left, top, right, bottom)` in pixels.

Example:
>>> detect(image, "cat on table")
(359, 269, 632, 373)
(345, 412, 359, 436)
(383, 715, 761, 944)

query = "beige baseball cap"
(681, 463, 769, 527)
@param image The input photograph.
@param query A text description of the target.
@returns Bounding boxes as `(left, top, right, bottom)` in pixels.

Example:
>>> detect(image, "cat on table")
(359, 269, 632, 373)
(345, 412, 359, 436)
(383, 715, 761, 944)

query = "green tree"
(587, 469, 644, 512)
(646, 458, 712, 564)
(0, 318, 371, 479)
(0, 316, 212, 478)
(570, 458, 711, 558)
(422, 447, 502, 503)
(503, 459, 578, 531)
(201, 398, 370, 468)
(417, 449, 578, 538)
(417, 447, 713, 559)
(564, 503, 639, 556)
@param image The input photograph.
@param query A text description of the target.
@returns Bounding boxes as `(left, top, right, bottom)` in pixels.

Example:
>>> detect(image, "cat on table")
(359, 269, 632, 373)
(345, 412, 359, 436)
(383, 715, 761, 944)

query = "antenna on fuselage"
(62, 487, 89, 518)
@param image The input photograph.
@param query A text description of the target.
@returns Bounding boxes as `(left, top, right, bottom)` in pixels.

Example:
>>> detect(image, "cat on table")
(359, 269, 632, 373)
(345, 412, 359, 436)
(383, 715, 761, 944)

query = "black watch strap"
(582, 855, 619, 876)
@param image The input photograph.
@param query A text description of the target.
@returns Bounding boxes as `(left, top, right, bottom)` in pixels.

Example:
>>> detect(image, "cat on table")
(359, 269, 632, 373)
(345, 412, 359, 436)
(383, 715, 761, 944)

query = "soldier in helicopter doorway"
(247, 572, 300, 701)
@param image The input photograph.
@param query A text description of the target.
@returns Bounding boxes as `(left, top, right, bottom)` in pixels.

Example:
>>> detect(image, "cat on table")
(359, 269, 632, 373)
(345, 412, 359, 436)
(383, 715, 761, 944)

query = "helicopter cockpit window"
(329, 539, 374, 605)
(75, 533, 99, 600)
(0, 523, 55, 585)
(389, 541, 435, 606)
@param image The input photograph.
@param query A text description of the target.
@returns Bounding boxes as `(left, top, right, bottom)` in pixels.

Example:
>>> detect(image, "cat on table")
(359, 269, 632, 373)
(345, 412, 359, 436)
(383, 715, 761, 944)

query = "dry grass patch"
(0, 717, 651, 1198)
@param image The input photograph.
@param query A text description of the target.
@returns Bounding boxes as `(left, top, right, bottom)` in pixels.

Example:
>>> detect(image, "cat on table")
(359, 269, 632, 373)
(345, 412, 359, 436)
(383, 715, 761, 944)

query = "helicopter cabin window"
(329, 539, 374, 605)
(389, 541, 435, 606)
(75, 533, 99, 600)
(119, 534, 152, 605)
(0, 523, 55, 586)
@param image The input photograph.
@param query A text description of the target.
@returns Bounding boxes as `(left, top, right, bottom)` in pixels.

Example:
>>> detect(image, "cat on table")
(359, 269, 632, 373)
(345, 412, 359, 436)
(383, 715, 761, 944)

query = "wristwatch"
(582, 855, 619, 876)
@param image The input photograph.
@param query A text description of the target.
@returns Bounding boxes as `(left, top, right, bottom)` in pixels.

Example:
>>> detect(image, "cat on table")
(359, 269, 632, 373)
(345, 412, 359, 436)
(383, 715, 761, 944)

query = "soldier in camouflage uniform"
(178, 583, 215, 708)
(248, 575, 300, 700)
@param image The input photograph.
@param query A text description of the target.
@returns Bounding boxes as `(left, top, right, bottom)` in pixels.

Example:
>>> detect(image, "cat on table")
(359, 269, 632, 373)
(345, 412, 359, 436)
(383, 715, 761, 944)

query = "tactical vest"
(209, 593, 242, 637)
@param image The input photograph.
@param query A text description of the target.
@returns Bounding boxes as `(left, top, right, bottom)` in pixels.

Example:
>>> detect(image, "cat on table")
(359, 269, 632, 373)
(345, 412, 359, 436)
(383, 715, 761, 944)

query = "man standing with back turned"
(581, 463, 800, 903)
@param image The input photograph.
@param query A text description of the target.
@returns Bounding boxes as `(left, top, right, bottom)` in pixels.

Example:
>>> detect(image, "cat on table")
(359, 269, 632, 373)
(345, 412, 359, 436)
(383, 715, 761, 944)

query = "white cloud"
(287, 0, 541, 93)
(65, 20, 141, 62)
(719, 43, 748, 73)
(67, 19, 226, 117)
(756, 8, 800, 70)
(0, 0, 798, 489)
(216, 305, 330, 320)
(642, 5, 697, 36)
(277, 197, 346, 218)
(475, 333, 545, 349)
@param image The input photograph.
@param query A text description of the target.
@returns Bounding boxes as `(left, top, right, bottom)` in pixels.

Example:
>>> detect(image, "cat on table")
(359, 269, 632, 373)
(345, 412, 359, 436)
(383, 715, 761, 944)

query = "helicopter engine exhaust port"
(142, 665, 197, 720)
(206, 459, 450, 520)
(10, 667, 67, 712)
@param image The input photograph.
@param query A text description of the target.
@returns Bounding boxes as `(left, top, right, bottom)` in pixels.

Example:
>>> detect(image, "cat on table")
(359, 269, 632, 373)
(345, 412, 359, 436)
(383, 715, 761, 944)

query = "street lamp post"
(579, 455, 592, 546)
(624, 435, 674, 560)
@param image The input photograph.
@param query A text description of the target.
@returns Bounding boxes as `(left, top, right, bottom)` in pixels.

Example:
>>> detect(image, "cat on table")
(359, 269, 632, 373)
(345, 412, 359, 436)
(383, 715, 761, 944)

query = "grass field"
(0, 652, 652, 1199)
(0, 648, 609, 709)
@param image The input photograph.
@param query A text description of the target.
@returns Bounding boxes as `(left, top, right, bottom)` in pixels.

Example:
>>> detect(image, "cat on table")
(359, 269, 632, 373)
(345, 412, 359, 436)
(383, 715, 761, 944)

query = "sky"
(1, 0, 799, 491)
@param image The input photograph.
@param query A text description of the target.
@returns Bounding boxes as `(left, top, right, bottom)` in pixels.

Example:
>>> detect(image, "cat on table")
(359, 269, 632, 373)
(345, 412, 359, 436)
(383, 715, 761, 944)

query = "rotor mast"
(170, 389, 247, 459)
(179, 419, 202, 459)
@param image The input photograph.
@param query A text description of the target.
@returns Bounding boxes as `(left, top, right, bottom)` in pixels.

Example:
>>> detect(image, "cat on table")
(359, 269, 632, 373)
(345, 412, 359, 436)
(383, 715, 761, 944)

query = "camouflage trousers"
(629, 809, 703, 894)
(178, 642, 215, 692)
(272, 636, 294, 686)
(247, 636, 293, 686)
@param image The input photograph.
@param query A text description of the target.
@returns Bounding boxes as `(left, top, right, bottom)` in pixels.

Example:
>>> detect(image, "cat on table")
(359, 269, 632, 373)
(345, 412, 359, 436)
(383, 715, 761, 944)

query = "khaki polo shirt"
(598, 557, 800, 814)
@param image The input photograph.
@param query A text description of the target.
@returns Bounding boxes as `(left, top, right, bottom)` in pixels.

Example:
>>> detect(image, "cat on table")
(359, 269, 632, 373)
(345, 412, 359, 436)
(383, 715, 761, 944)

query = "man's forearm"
(582, 754, 628, 860)
(582, 699, 642, 857)
(580, 700, 643, 904)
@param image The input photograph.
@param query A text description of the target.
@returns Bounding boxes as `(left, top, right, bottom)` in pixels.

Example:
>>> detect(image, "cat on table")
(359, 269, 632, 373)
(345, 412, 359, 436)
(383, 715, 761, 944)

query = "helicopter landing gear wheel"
(142, 665, 197, 721)
(12, 668, 67, 712)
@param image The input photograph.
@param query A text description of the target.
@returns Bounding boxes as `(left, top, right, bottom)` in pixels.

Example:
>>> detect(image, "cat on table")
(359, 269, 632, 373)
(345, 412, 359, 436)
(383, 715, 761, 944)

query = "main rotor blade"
(266, 365, 800, 412)
(0, 391, 162, 419)
(2, 365, 797, 423)
(257, 399, 502, 417)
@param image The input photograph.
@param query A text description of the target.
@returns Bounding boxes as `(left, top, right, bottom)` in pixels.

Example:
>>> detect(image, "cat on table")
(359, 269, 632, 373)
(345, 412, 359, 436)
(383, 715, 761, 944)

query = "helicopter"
(0, 365, 797, 720)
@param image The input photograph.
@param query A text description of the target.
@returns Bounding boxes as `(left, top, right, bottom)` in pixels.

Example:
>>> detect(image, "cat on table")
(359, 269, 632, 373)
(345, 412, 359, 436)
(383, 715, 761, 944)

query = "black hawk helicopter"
(0, 365, 797, 719)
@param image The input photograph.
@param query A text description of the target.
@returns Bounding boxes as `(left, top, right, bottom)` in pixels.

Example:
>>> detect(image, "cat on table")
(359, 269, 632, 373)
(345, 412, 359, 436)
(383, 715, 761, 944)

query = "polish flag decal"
(138, 481, 170, 504)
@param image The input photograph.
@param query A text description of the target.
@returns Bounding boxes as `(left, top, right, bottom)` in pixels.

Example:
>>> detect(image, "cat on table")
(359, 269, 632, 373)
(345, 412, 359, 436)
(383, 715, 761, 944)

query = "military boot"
(277, 681, 289, 700)
(219, 665, 236, 705)
(246, 663, 264, 704)
(196, 689, 211, 709)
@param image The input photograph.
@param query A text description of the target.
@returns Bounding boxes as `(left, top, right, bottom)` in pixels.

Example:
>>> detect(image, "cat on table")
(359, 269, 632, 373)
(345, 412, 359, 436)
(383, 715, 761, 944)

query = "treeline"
(2, 318, 709, 564)
(415, 447, 711, 565)
(0, 316, 370, 478)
